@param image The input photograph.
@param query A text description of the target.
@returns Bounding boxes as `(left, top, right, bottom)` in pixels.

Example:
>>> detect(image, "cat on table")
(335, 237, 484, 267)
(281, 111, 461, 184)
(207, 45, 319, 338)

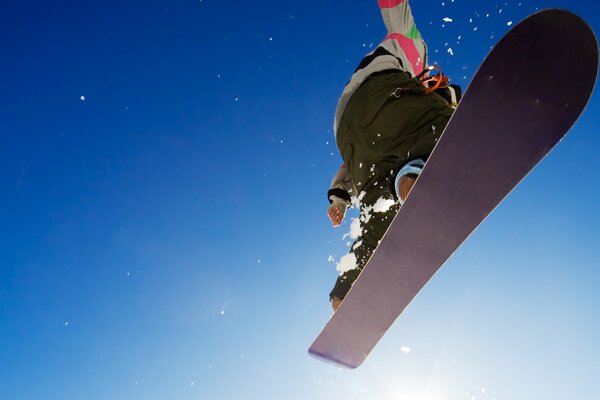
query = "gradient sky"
(1, 1, 599, 399)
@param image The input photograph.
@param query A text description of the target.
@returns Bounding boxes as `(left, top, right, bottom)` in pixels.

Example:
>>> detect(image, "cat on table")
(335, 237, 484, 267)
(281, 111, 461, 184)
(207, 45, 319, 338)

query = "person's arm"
(378, 0, 428, 75)
(379, 0, 417, 37)
(327, 164, 353, 227)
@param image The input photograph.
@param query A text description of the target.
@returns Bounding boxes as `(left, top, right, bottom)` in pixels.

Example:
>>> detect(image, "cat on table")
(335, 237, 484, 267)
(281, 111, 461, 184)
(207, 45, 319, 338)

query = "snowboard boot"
(397, 174, 418, 204)
(395, 158, 425, 205)
(331, 297, 342, 311)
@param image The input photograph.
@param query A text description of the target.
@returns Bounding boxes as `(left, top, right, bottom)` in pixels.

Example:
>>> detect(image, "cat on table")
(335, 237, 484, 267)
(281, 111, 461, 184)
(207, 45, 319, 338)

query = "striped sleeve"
(378, 0, 418, 37)
(378, 0, 427, 75)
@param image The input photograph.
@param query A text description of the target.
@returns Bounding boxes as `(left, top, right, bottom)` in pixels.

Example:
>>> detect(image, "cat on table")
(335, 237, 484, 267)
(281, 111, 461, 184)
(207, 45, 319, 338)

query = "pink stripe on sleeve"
(378, 0, 406, 9)
(384, 33, 423, 74)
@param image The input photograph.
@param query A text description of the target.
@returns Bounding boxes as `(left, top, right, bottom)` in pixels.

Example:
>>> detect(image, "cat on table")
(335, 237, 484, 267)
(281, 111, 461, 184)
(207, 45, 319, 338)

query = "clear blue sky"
(1, 1, 599, 399)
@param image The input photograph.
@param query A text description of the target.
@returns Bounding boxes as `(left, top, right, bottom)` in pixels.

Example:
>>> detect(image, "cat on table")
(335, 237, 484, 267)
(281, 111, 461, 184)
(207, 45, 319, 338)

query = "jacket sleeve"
(378, 0, 417, 36)
(327, 164, 354, 205)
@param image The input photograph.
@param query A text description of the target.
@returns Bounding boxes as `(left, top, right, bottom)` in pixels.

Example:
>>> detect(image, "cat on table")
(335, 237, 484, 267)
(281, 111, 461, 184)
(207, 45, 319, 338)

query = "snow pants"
(330, 70, 454, 301)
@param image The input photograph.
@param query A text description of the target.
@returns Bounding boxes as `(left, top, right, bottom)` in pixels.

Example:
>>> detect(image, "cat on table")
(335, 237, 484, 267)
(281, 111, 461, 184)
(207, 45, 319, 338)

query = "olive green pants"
(330, 71, 454, 301)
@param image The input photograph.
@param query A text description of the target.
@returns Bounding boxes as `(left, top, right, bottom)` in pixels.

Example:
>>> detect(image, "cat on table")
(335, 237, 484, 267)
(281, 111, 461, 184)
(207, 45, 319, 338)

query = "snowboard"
(309, 9, 598, 369)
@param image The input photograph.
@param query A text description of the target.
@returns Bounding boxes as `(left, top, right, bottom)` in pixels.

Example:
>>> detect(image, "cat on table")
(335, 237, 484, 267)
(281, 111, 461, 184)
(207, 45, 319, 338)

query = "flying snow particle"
(372, 198, 396, 213)
(220, 310, 225, 315)
(400, 346, 411, 354)
(346, 217, 362, 240)
(507, 21, 513, 26)
(336, 253, 358, 274)
(447, 47, 454, 56)
(328, 255, 335, 262)
(443, 17, 453, 22)
(64, 321, 69, 326)
(80, 96, 86, 101)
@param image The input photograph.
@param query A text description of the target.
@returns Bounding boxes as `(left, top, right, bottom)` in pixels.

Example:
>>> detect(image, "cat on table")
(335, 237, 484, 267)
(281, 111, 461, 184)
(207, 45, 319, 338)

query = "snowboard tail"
(309, 9, 598, 369)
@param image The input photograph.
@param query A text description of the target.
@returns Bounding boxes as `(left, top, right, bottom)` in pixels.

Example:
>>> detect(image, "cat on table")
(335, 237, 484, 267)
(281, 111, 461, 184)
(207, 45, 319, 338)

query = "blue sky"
(1, 1, 599, 399)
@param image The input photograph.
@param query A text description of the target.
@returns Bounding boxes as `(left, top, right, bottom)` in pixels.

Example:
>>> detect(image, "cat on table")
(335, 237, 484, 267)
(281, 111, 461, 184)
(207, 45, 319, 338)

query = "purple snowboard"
(309, 9, 598, 369)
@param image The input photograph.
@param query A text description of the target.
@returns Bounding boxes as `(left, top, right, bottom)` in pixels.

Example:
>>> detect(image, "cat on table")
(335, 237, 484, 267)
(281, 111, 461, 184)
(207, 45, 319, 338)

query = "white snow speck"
(220, 310, 225, 315)
(328, 255, 335, 262)
(80, 96, 85, 101)
(447, 47, 454, 56)
(400, 346, 411, 354)
(443, 17, 453, 22)
(64, 321, 69, 326)
(507, 21, 513, 26)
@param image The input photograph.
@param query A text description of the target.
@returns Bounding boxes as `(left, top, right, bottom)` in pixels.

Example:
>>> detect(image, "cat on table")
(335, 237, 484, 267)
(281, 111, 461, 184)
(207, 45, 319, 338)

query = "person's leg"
(330, 71, 454, 305)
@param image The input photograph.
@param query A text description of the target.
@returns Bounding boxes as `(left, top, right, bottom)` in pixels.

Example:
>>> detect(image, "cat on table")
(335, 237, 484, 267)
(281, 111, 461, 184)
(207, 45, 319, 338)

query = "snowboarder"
(327, 0, 461, 311)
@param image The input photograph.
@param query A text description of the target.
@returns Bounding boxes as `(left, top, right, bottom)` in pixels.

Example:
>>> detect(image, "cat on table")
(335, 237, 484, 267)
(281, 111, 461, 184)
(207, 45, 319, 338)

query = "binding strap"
(416, 65, 449, 94)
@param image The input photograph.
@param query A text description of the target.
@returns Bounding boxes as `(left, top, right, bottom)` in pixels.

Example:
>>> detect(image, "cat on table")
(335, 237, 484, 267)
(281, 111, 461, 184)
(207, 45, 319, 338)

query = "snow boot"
(395, 158, 425, 205)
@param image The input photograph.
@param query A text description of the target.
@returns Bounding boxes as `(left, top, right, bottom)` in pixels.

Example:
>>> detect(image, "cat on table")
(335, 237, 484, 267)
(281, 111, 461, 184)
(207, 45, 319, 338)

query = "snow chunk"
(443, 17, 453, 22)
(352, 240, 363, 251)
(507, 21, 513, 26)
(400, 346, 411, 354)
(336, 252, 357, 274)
(343, 217, 362, 240)
(372, 197, 396, 213)
(80, 96, 86, 101)
(447, 47, 454, 56)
